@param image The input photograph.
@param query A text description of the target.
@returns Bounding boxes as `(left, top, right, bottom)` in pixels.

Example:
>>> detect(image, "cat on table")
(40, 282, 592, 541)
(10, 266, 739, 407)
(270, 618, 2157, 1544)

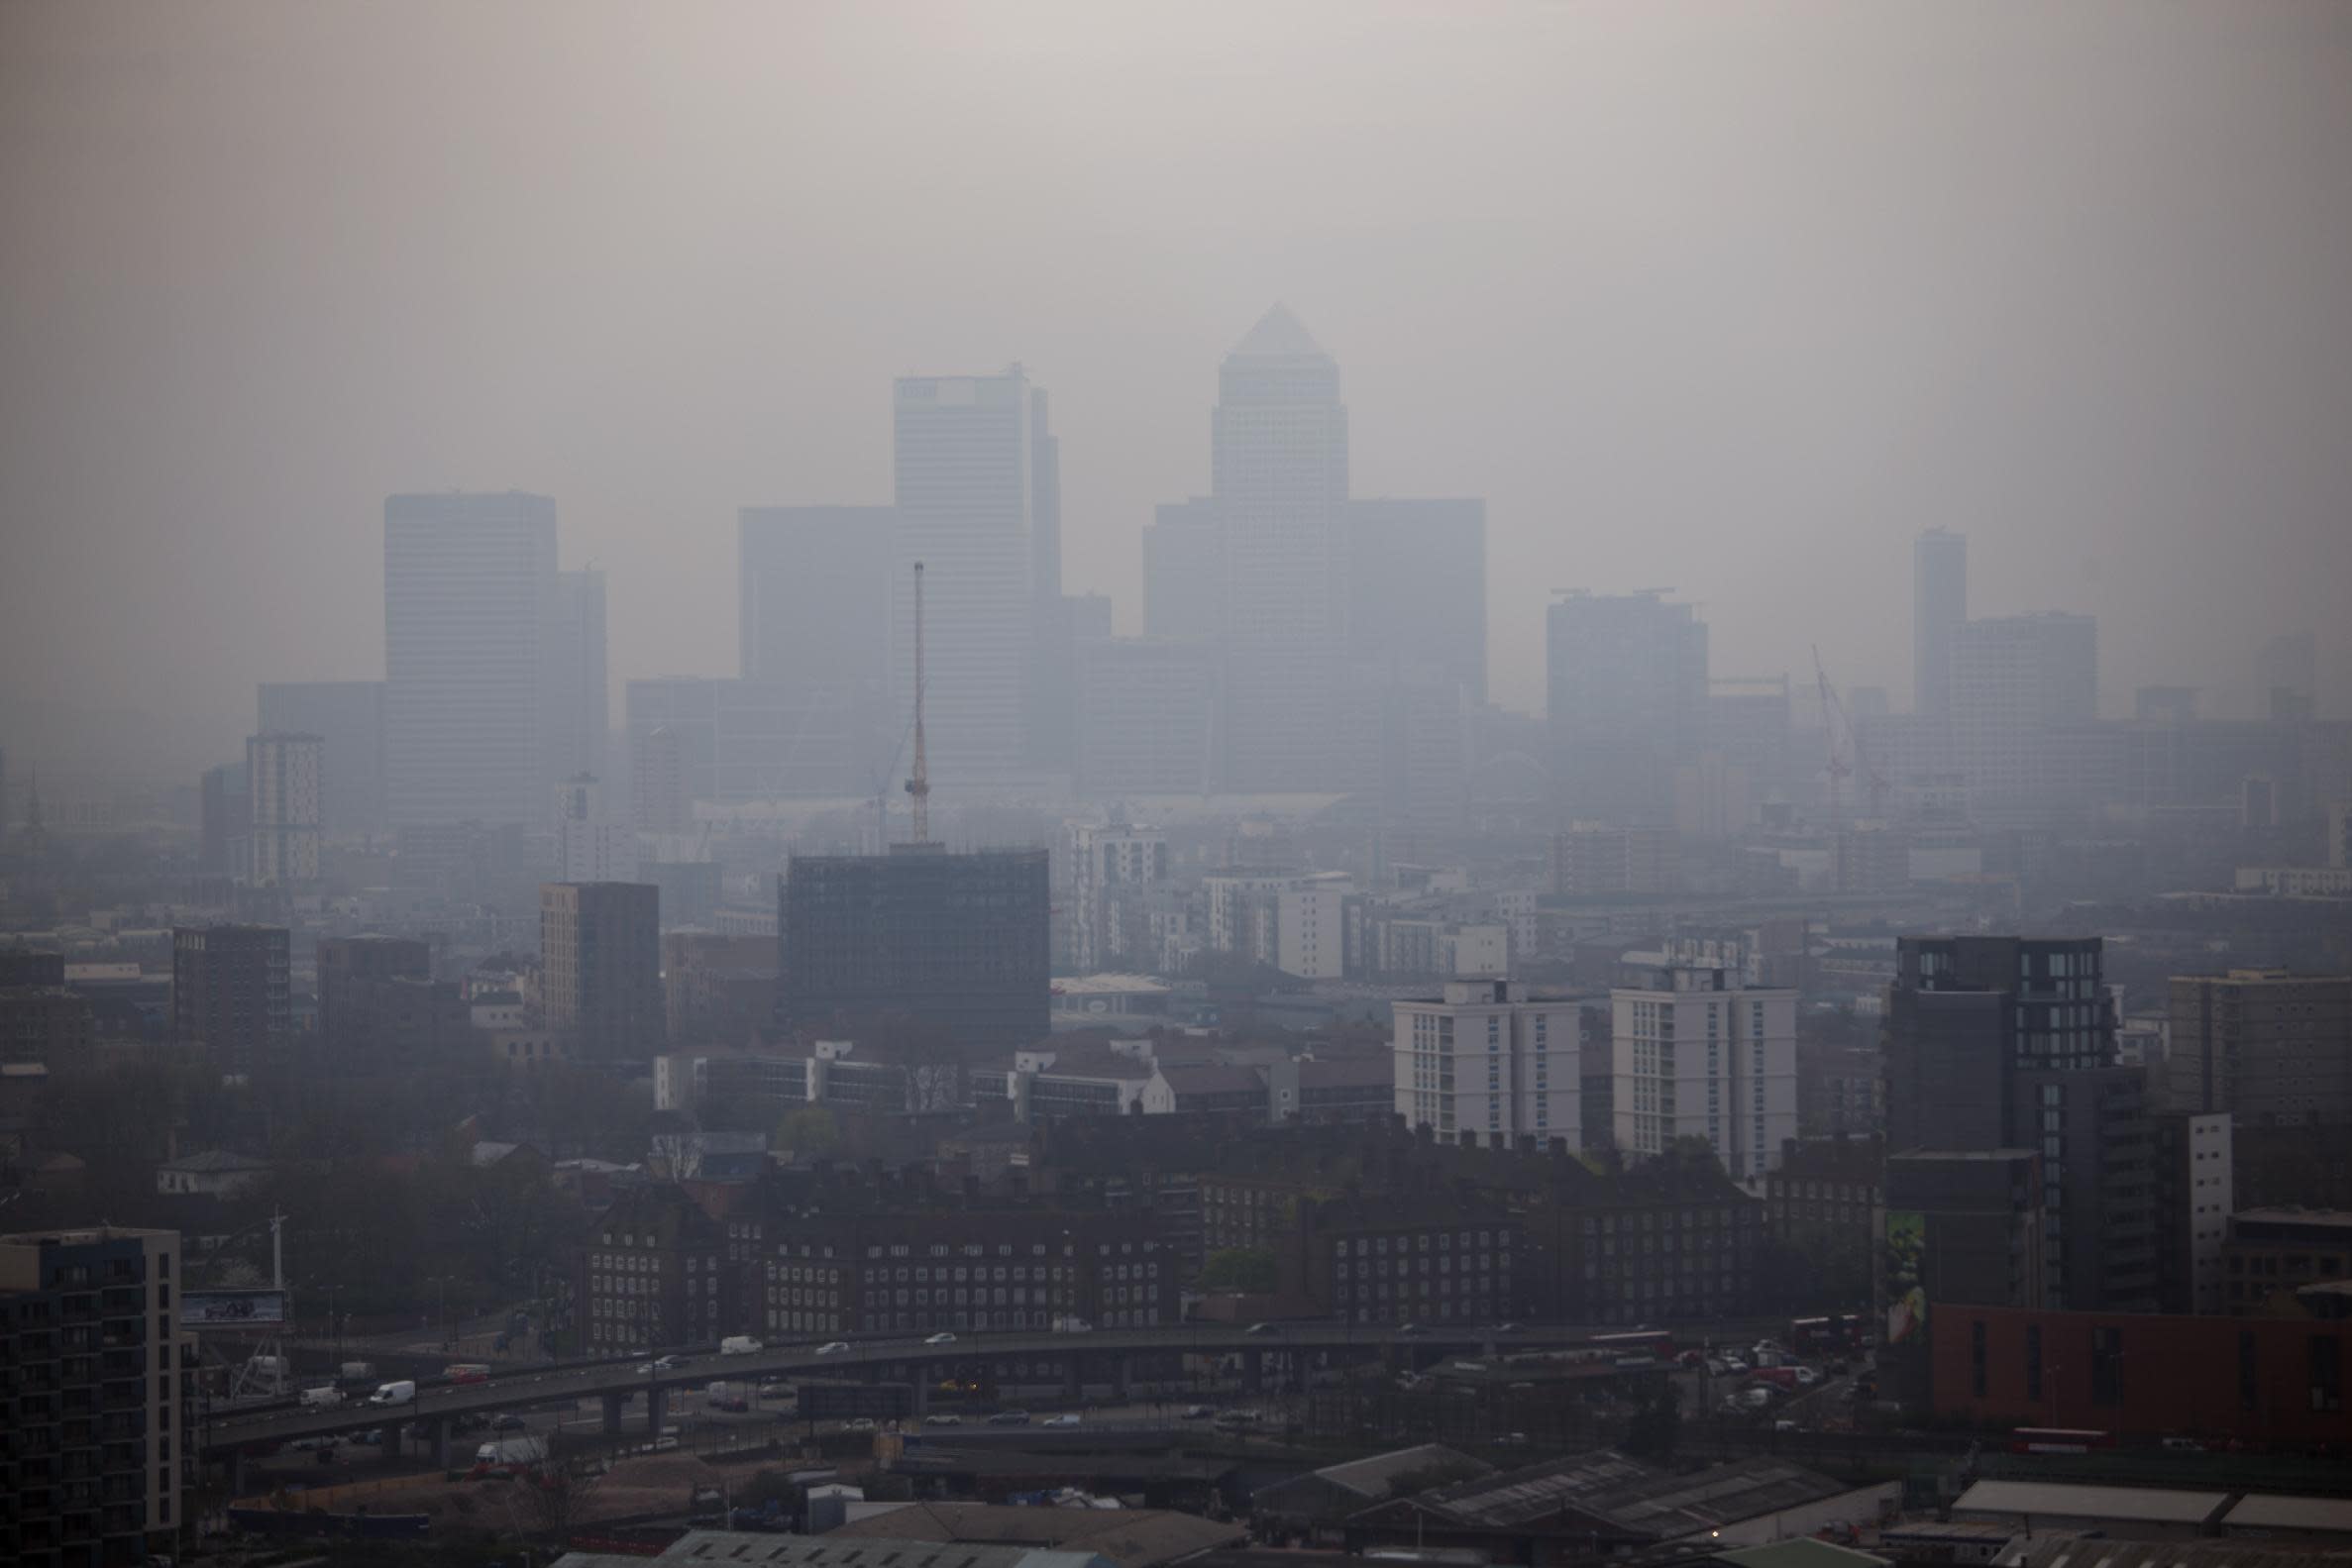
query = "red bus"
(1588, 1329, 1676, 1361)
(2009, 1427, 2114, 1454)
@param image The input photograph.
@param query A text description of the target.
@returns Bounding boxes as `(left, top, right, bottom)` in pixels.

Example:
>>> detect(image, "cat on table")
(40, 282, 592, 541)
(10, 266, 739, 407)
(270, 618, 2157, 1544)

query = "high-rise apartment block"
(258, 679, 385, 835)
(2166, 970, 2352, 1124)
(1610, 943, 1796, 1178)
(1211, 307, 1349, 793)
(778, 845, 1050, 1053)
(1912, 527, 1967, 720)
(383, 491, 559, 828)
(0, 1226, 191, 1563)
(244, 730, 322, 886)
(541, 883, 662, 1061)
(1393, 978, 1582, 1148)
(553, 774, 637, 884)
(1065, 823, 1170, 973)
(891, 370, 1059, 787)
(170, 924, 289, 1077)
(1548, 590, 1709, 826)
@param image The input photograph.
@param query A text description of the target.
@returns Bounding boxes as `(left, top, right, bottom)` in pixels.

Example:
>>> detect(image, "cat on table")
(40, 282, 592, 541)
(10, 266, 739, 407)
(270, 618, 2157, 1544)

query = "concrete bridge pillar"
(601, 1393, 626, 1434)
(909, 1377, 929, 1420)
(432, 1417, 452, 1471)
(1111, 1355, 1133, 1405)
(1241, 1349, 1263, 1395)
(646, 1386, 666, 1439)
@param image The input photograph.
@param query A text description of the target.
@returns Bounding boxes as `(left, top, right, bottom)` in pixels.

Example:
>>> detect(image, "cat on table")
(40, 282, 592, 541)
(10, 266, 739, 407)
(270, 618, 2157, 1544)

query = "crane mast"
(905, 561, 931, 843)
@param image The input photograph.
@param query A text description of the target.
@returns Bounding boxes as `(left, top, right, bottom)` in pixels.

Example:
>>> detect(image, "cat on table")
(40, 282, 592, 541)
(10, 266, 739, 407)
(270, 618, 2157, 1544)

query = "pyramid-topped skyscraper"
(1212, 305, 1351, 793)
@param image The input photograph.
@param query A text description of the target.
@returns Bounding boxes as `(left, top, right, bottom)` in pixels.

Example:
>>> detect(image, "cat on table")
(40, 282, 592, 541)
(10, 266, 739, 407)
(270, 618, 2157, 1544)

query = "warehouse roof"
(1953, 1480, 2231, 1526)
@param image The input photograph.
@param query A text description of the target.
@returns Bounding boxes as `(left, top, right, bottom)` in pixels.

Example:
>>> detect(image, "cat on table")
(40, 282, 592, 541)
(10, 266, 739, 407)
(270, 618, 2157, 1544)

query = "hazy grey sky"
(5, 1, 2349, 771)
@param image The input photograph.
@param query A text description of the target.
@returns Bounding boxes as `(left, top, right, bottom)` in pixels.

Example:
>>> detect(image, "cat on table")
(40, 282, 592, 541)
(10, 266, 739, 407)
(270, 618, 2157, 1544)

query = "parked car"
(1398, 1322, 1426, 1337)
(843, 1417, 877, 1433)
(923, 1412, 963, 1426)
(492, 1413, 527, 1432)
(1704, 1358, 1728, 1376)
(923, 1331, 957, 1345)
(1244, 1322, 1275, 1335)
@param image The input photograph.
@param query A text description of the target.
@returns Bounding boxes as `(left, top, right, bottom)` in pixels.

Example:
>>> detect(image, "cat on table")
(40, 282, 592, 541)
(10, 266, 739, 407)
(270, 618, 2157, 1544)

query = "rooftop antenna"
(905, 561, 931, 843)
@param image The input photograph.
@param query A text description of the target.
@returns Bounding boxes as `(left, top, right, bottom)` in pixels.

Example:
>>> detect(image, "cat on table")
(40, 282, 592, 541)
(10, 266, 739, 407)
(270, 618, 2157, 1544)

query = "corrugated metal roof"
(1313, 1445, 1488, 1500)
(2012, 1533, 2352, 1568)
(1954, 1480, 2230, 1525)
(2220, 1495, 2352, 1534)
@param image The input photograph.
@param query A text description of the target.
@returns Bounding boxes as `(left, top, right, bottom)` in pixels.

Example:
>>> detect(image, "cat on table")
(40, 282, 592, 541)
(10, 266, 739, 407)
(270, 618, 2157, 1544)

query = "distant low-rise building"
(156, 1149, 270, 1199)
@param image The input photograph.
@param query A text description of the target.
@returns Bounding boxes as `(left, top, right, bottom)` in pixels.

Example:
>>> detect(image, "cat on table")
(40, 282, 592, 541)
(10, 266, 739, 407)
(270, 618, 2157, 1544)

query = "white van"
(719, 1335, 764, 1356)
(300, 1386, 343, 1411)
(368, 1380, 417, 1407)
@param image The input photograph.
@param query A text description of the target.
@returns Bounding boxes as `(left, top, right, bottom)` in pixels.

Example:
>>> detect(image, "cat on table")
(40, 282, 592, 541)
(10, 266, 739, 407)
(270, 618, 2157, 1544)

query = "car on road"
(923, 1331, 957, 1345)
(1244, 1322, 1275, 1334)
(1492, 1321, 1522, 1334)
(1181, 1405, 1214, 1420)
(987, 1410, 1030, 1425)
(492, 1413, 527, 1432)
(356, 1429, 383, 1446)
(1720, 1356, 1749, 1375)
(843, 1417, 877, 1432)
(815, 1341, 851, 1357)
(923, 1412, 963, 1426)
(290, 1435, 330, 1450)
(1774, 1418, 1800, 1432)
(1397, 1322, 1425, 1337)
(635, 1355, 689, 1374)
(1041, 1413, 1082, 1428)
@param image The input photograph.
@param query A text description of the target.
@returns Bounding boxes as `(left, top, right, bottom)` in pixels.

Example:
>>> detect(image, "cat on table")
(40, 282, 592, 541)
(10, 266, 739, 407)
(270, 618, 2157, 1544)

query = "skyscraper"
(1345, 497, 1487, 705)
(171, 924, 289, 1077)
(891, 371, 1057, 788)
(1912, 527, 1967, 720)
(245, 730, 322, 886)
(1546, 590, 1709, 826)
(383, 491, 559, 828)
(1142, 498, 1220, 642)
(546, 567, 609, 786)
(259, 679, 385, 835)
(1212, 306, 1349, 793)
(554, 773, 637, 883)
(541, 882, 662, 1061)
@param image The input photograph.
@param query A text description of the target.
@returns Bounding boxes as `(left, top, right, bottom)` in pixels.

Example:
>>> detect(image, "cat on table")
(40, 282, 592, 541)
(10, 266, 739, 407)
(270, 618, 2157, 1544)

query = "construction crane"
(904, 561, 931, 843)
(1813, 645, 1888, 826)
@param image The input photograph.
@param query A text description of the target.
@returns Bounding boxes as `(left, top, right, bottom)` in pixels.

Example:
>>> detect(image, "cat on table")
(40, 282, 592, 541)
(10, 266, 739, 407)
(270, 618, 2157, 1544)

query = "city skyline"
(6, 3, 2352, 782)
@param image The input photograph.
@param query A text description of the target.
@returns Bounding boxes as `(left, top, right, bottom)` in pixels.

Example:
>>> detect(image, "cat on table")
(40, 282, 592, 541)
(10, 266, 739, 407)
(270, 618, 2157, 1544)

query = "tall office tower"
(1066, 822, 1170, 972)
(197, 759, 249, 877)
(890, 370, 1057, 788)
(1947, 612, 2097, 826)
(553, 773, 637, 883)
(383, 491, 559, 828)
(1143, 498, 1220, 641)
(1074, 638, 1219, 798)
(2166, 969, 2352, 1122)
(259, 679, 386, 834)
(546, 567, 608, 786)
(1393, 979, 1583, 1148)
(1912, 527, 1968, 720)
(1345, 497, 1487, 705)
(0, 1225, 190, 1563)
(541, 882, 662, 1061)
(1610, 942, 1797, 1178)
(1212, 306, 1350, 792)
(632, 723, 690, 834)
(170, 923, 289, 1077)
(1546, 590, 1710, 826)
(1882, 935, 2149, 1309)
(316, 934, 467, 1069)
(245, 731, 323, 886)
(778, 845, 1050, 1053)
(2256, 631, 2317, 720)
(1337, 665, 1473, 858)
(738, 504, 895, 776)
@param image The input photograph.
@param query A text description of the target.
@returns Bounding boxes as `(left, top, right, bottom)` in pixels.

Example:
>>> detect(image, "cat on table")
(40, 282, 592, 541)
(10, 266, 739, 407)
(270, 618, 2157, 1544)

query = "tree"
(775, 1106, 840, 1158)
(1196, 1247, 1280, 1294)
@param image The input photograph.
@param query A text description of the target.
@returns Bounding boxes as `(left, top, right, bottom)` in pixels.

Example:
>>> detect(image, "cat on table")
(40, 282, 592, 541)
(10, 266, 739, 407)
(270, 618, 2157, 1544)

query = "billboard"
(181, 1289, 290, 1328)
(1883, 1210, 1926, 1345)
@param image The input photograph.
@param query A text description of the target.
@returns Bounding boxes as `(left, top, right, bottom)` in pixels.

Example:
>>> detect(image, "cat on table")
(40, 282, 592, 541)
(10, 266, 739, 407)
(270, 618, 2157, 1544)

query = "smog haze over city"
(4, 6, 2352, 1566)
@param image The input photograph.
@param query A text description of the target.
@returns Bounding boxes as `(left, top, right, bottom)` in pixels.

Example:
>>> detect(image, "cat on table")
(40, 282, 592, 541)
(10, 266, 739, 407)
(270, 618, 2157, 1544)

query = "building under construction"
(776, 843, 1051, 1054)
